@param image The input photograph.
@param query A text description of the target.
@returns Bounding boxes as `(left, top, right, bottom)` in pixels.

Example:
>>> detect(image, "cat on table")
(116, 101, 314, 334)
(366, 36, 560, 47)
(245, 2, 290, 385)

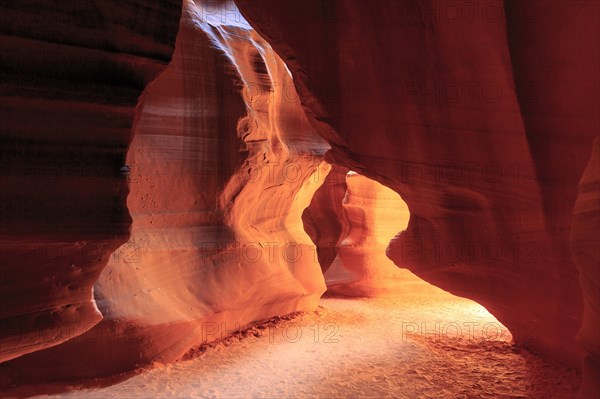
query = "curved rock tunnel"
(0, 1, 598, 398)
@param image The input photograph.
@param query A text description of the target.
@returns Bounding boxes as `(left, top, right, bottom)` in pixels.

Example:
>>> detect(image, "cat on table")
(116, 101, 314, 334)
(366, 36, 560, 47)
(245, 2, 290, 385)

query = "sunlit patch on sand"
(35, 293, 579, 399)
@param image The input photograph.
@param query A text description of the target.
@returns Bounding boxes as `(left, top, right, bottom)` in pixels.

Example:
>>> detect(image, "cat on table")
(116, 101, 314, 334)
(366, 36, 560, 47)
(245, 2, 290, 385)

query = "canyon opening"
(1, 1, 598, 399)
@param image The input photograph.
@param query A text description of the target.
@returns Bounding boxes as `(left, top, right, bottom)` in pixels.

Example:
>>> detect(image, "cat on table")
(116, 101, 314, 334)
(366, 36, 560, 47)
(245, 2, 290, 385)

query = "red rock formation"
(305, 169, 437, 297)
(0, 0, 181, 362)
(324, 171, 416, 296)
(1, 0, 598, 395)
(235, 0, 599, 372)
(1, 0, 330, 384)
(85, 0, 330, 372)
(571, 138, 600, 399)
(302, 165, 348, 273)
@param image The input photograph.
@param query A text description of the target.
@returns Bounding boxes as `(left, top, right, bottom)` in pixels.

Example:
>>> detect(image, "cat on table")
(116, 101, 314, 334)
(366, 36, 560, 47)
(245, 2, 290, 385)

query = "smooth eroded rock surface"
(1, 0, 330, 384)
(0, 0, 181, 363)
(236, 0, 599, 371)
(1, 1, 597, 396)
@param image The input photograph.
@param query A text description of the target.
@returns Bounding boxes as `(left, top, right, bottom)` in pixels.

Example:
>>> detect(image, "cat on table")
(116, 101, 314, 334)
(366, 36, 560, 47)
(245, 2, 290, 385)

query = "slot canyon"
(0, 1, 598, 398)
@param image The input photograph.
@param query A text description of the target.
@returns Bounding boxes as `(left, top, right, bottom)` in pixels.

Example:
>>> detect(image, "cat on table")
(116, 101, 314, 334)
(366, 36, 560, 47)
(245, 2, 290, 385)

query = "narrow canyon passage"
(32, 285, 578, 399)
(1, 1, 598, 398)
(14, 172, 580, 398)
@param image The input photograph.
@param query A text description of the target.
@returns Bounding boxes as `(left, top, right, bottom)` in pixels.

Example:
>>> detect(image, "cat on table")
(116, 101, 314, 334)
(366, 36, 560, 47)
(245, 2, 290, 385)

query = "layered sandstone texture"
(0, 0, 181, 362)
(306, 170, 419, 297)
(0, 1, 598, 398)
(1, 0, 330, 384)
(571, 137, 600, 399)
(236, 0, 599, 390)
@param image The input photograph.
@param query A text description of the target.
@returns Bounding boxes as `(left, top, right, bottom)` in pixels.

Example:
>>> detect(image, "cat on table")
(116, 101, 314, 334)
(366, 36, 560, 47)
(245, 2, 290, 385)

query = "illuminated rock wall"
(1, 0, 330, 384)
(1, 2, 598, 397)
(236, 0, 599, 379)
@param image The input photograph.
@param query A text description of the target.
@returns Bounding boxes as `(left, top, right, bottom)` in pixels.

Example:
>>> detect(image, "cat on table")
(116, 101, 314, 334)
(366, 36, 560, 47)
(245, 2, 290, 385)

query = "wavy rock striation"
(1, 2, 597, 397)
(235, 0, 599, 379)
(323, 171, 417, 296)
(1, 0, 329, 384)
(0, 0, 181, 363)
(571, 138, 600, 399)
(302, 164, 349, 274)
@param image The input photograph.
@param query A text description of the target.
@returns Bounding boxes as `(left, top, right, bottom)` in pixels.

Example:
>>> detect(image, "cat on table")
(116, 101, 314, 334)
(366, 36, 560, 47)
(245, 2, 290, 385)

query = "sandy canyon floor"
(25, 278, 579, 399)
